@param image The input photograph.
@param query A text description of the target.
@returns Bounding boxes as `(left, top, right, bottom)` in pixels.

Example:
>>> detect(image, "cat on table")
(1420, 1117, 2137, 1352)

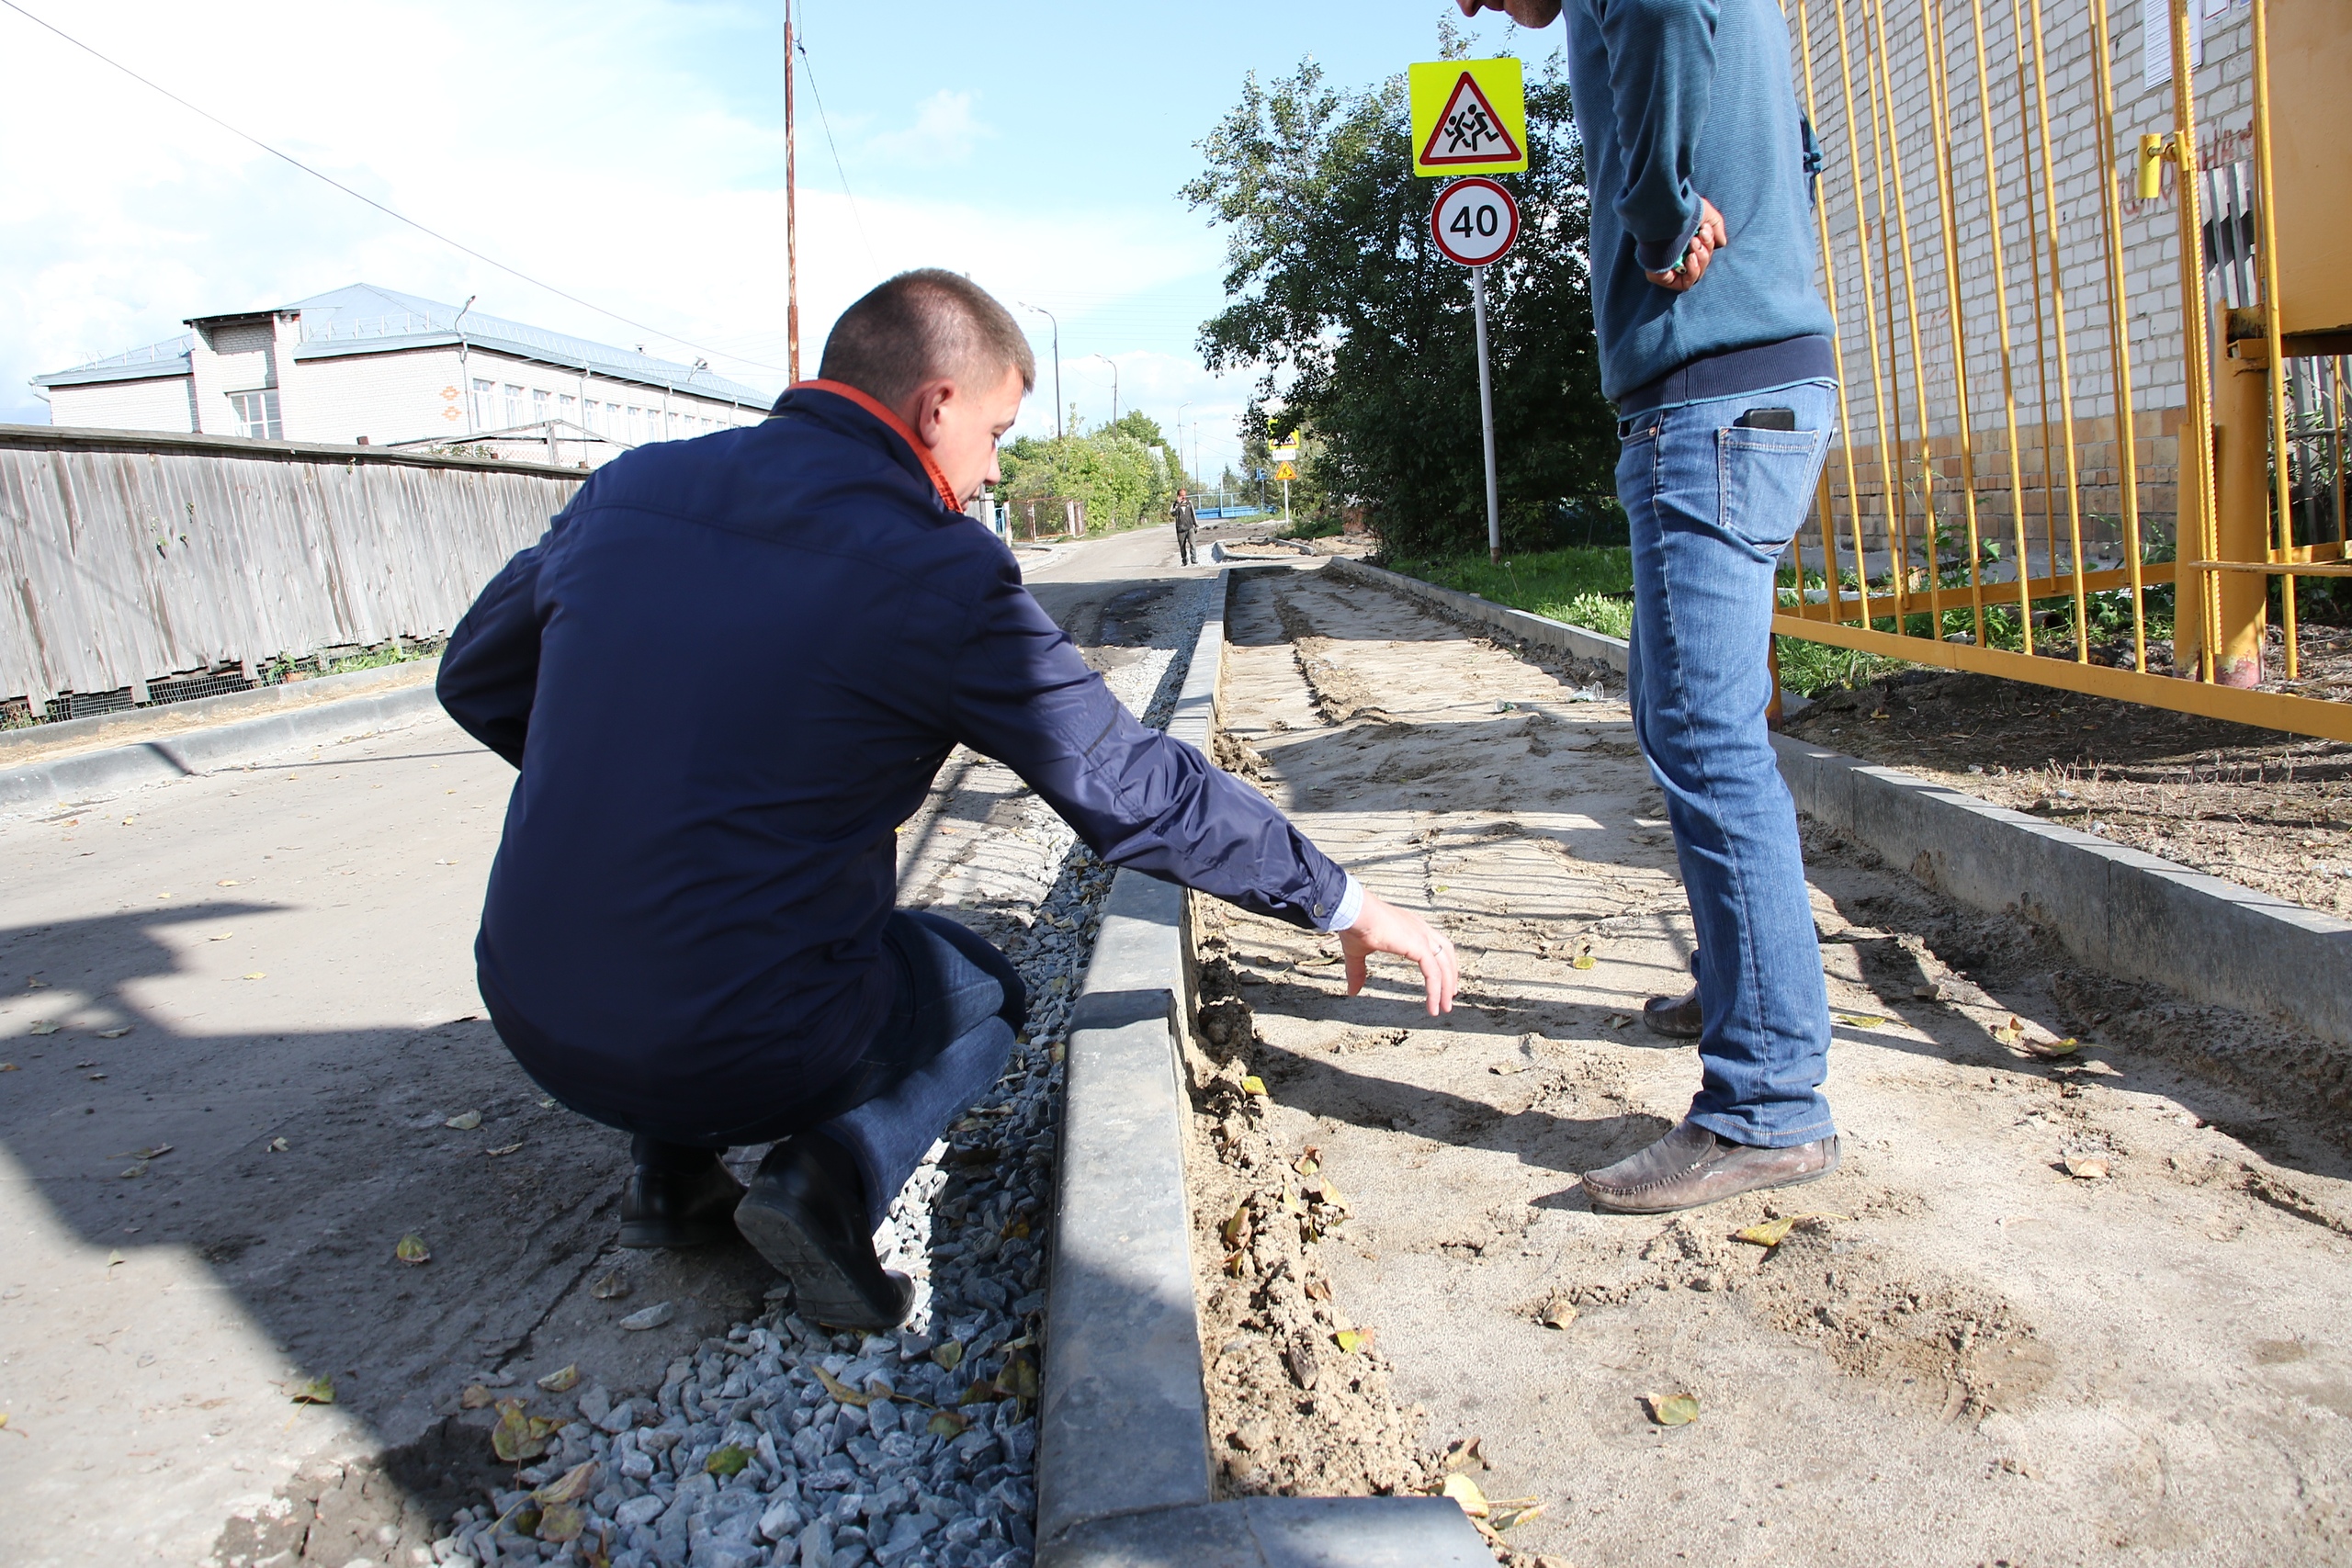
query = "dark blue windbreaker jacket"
(437, 385, 1350, 1129)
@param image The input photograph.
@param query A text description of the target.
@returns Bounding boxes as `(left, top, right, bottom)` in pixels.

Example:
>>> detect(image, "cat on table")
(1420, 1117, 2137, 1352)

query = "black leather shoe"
(734, 1136, 912, 1332)
(617, 1151, 746, 1249)
(1643, 984, 1703, 1039)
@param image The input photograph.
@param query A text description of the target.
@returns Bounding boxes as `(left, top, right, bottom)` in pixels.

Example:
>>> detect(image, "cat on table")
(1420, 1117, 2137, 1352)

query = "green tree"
(1183, 55, 1619, 557)
(998, 420, 1176, 535)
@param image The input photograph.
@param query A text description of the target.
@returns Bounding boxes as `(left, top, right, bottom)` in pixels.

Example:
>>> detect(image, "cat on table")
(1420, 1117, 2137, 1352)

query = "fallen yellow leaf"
(28, 1021, 57, 1035)
(1241, 1076, 1268, 1095)
(395, 1234, 431, 1265)
(536, 1364, 580, 1393)
(1646, 1393, 1700, 1427)
(927, 1409, 969, 1438)
(209, 931, 234, 942)
(486, 1142, 525, 1157)
(1441, 1473, 1491, 1517)
(704, 1445, 751, 1477)
(2021, 1036, 2081, 1059)
(1734, 1216, 1799, 1248)
(460, 1384, 494, 1409)
(217, 879, 239, 887)
(1836, 1013, 1889, 1029)
(1571, 953, 1596, 970)
(1333, 1327, 1372, 1355)
(445, 1111, 482, 1131)
(535, 1501, 586, 1543)
(931, 1340, 965, 1371)
(1992, 1016, 2026, 1045)
(534, 1460, 598, 1505)
(242, 973, 266, 981)
(290, 1376, 335, 1405)
(815, 1366, 870, 1407)
(1220, 1202, 1250, 1249)
(1488, 1499, 1547, 1531)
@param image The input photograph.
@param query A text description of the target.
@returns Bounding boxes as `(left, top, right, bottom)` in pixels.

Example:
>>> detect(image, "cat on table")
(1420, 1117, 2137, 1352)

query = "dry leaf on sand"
(1645, 1393, 1701, 1427)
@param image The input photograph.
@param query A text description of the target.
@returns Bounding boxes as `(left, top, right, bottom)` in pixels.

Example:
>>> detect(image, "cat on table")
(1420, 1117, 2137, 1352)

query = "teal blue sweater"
(1560, 0, 1837, 406)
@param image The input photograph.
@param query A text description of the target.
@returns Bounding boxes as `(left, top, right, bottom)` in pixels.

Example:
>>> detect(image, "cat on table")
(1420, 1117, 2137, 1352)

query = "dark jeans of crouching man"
(601, 910, 1025, 1234)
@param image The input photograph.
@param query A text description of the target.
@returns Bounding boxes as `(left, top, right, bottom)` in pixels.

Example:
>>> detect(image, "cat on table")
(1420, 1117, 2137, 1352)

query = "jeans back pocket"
(1716, 425, 1830, 555)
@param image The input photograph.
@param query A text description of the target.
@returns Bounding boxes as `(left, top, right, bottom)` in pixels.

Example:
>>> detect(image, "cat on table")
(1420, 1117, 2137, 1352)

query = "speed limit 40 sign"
(1431, 176, 1519, 267)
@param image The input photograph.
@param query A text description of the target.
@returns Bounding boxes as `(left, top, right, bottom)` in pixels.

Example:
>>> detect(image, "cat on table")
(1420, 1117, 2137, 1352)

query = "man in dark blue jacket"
(438, 270, 1455, 1329)
(1457, 0, 1842, 1213)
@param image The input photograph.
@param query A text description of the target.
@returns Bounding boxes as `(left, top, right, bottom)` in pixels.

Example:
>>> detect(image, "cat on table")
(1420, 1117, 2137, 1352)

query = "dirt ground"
(1187, 563, 2352, 1566)
(1783, 666, 2352, 920)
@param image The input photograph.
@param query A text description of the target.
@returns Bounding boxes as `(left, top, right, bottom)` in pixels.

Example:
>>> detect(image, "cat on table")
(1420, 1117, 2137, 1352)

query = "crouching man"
(437, 269, 1458, 1331)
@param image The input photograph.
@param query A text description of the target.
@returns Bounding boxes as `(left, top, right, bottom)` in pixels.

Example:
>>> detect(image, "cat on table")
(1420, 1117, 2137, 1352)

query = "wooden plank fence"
(0, 425, 584, 713)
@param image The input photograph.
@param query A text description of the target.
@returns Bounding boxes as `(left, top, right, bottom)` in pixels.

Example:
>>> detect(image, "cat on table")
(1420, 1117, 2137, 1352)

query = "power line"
(792, 16, 881, 275)
(0, 0, 792, 378)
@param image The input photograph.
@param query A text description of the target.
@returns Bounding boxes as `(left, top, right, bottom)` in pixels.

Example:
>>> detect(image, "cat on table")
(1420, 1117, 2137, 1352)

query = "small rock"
(616, 1495, 666, 1529)
(620, 1302, 677, 1332)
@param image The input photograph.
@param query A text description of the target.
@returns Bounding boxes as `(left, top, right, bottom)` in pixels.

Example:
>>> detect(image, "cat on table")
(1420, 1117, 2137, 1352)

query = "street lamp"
(1016, 301, 1061, 438)
(1177, 401, 1193, 484)
(1086, 354, 1119, 423)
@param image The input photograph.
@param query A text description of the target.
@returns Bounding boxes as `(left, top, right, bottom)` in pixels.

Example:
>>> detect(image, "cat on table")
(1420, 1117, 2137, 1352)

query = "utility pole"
(1088, 354, 1118, 422)
(783, 5, 800, 382)
(1018, 303, 1061, 436)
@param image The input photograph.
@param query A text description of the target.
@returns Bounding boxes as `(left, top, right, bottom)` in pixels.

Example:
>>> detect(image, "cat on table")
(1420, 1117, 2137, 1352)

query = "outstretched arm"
(945, 569, 1457, 1014)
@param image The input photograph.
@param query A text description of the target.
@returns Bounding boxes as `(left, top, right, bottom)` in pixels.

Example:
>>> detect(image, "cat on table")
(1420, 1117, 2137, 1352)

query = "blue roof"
(34, 283, 777, 406)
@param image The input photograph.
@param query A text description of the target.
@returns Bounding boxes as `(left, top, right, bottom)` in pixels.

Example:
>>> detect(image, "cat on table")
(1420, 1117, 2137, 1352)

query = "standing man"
(438, 270, 1457, 1331)
(1173, 486, 1200, 566)
(1455, 0, 1841, 1213)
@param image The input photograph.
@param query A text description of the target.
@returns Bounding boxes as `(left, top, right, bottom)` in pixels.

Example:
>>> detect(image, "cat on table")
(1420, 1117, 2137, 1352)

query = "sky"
(0, 0, 1555, 477)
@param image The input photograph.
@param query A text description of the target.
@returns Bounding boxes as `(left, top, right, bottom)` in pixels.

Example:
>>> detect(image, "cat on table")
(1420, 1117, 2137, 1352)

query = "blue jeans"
(1617, 379, 1838, 1147)
(633, 910, 1024, 1229)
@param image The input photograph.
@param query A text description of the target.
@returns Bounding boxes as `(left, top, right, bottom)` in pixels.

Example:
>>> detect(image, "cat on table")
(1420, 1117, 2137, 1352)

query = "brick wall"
(1793, 0, 2253, 568)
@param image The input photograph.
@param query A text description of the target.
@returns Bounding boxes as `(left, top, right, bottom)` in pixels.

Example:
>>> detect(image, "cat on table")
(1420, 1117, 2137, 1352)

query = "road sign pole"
(1283, 477, 1291, 527)
(1472, 265, 1501, 564)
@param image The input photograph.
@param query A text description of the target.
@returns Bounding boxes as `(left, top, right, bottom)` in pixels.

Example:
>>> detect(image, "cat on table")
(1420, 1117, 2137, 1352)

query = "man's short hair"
(818, 270, 1037, 409)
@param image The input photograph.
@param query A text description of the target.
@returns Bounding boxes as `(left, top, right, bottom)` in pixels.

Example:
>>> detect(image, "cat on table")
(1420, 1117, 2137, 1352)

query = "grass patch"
(1383, 547, 1636, 640)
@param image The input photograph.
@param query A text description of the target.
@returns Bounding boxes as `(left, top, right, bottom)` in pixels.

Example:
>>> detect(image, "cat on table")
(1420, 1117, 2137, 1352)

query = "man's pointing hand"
(1340, 890, 1460, 1017)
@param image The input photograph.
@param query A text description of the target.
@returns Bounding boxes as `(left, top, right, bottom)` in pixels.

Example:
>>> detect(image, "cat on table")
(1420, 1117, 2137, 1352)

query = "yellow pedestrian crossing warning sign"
(1409, 58, 1527, 177)
(1274, 461, 1297, 482)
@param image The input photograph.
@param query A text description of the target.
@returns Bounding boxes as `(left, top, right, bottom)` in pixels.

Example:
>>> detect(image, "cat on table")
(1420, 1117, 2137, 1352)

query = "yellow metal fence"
(1774, 0, 2352, 740)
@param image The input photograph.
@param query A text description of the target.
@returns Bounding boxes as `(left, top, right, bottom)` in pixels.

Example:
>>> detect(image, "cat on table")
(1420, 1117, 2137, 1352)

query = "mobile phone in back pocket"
(1734, 407, 1798, 431)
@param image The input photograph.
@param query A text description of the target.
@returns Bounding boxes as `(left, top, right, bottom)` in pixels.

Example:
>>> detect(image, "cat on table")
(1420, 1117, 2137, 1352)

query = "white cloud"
(865, 90, 996, 168)
(0, 0, 1245, 452)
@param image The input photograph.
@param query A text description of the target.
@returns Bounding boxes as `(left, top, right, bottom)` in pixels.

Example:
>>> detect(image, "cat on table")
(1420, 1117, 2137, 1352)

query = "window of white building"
(504, 384, 525, 426)
(532, 389, 550, 425)
(558, 393, 575, 426)
(471, 378, 495, 428)
(228, 389, 282, 440)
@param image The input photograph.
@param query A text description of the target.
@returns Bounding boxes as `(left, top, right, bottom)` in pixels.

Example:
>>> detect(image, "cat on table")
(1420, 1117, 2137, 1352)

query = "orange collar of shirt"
(791, 379, 960, 513)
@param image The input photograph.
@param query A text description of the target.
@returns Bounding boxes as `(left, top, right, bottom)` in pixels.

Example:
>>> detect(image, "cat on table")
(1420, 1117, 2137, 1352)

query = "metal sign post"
(1471, 267, 1500, 563)
(1430, 175, 1521, 564)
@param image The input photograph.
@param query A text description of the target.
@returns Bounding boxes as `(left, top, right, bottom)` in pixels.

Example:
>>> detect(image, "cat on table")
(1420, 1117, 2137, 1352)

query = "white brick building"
(32, 284, 774, 468)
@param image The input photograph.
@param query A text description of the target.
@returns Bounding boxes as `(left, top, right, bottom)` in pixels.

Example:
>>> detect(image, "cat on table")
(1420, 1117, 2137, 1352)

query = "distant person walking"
(1456, 0, 1842, 1213)
(1173, 487, 1199, 566)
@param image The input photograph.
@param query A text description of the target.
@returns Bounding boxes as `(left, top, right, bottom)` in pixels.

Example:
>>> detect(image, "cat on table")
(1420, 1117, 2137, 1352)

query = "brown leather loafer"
(1582, 1118, 1839, 1214)
(1643, 986, 1702, 1039)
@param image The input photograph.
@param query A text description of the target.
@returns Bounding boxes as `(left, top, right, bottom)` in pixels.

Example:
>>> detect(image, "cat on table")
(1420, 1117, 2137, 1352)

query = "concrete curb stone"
(1035, 569, 1489, 1565)
(0, 677, 448, 812)
(1326, 553, 2352, 1050)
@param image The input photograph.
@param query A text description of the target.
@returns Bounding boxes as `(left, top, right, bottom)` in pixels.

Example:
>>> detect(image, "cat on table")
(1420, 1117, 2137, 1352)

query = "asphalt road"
(0, 520, 1209, 1568)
